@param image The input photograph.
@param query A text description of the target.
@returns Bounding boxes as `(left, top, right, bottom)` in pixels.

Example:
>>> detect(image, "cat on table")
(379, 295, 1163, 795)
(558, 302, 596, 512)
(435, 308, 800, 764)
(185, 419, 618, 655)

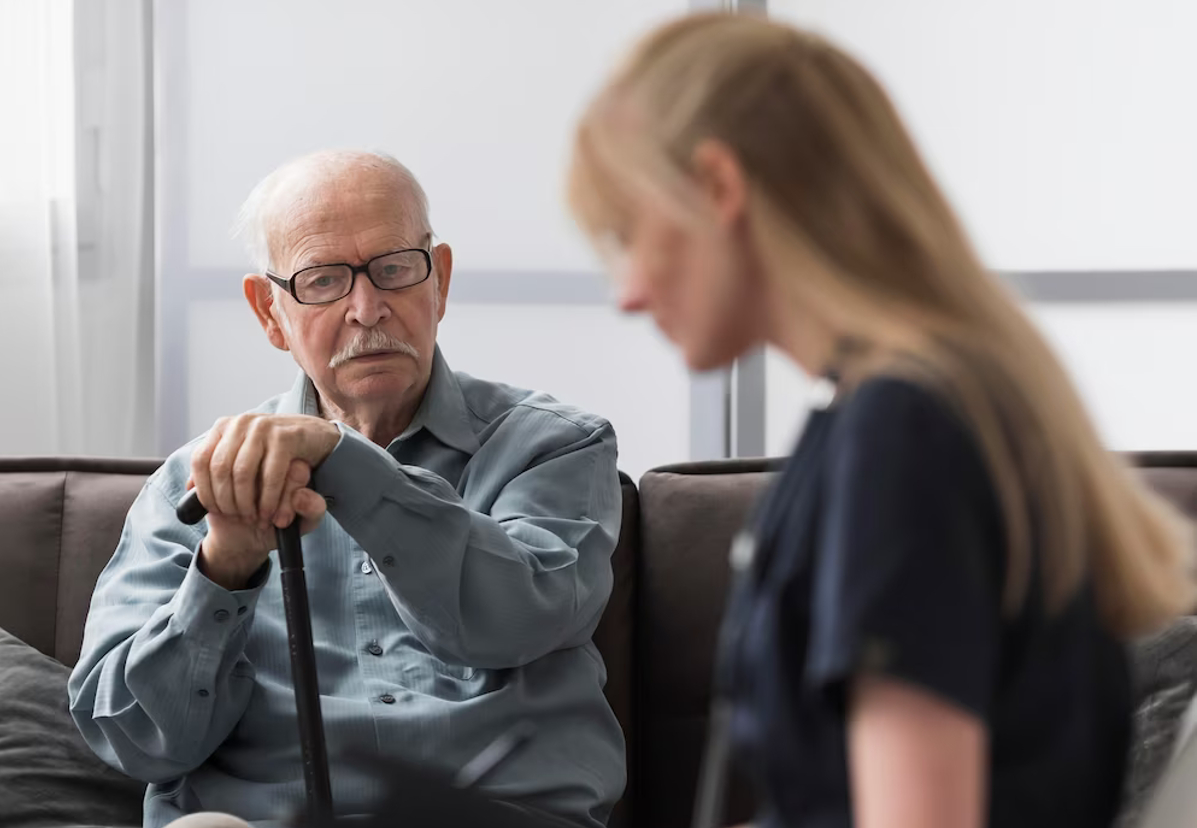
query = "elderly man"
(68, 150, 625, 828)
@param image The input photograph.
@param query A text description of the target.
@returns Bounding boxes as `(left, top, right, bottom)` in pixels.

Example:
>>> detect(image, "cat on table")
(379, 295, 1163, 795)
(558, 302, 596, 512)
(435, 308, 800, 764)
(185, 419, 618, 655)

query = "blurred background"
(2, 0, 1196, 481)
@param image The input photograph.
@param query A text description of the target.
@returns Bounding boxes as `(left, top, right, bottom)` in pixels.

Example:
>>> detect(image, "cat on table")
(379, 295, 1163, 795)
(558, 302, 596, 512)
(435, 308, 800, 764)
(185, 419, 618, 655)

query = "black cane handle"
(176, 488, 208, 526)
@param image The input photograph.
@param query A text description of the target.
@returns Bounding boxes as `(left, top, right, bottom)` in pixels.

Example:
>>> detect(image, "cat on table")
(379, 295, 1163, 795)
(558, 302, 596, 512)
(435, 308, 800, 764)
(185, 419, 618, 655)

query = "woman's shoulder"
(829, 374, 982, 467)
(813, 373, 1006, 543)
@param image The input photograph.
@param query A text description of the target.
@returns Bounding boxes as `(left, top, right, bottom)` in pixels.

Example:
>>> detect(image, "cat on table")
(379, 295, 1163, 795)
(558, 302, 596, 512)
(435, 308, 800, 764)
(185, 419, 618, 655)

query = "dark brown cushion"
(0, 625, 143, 827)
(0, 473, 68, 659)
(635, 461, 780, 828)
(0, 458, 160, 667)
(55, 470, 157, 667)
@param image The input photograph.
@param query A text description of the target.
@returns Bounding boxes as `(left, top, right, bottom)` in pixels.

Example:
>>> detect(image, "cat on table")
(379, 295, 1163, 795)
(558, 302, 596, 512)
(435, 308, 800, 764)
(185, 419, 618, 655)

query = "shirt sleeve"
(805, 379, 1004, 718)
(67, 459, 269, 783)
(312, 406, 621, 670)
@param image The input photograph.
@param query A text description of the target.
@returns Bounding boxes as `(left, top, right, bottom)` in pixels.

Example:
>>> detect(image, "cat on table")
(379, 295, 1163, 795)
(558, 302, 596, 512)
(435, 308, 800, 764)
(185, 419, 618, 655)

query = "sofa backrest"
(5, 453, 1197, 828)
(634, 460, 779, 828)
(0, 457, 162, 667)
(631, 453, 1197, 828)
(0, 456, 642, 823)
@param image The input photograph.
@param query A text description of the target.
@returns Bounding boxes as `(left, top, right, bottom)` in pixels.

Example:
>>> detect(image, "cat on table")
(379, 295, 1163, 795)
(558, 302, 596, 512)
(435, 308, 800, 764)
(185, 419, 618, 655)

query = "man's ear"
(432, 243, 453, 322)
(244, 274, 290, 352)
(691, 139, 748, 230)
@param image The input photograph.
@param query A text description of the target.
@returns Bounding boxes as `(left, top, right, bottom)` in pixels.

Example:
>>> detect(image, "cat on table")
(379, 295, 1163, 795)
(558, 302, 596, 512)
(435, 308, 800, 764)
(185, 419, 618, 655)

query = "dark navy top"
(724, 377, 1132, 828)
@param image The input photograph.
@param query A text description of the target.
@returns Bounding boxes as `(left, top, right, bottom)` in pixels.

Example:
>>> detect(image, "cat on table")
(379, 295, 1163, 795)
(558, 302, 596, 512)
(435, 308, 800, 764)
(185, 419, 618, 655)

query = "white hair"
(233, 149, 432, 274)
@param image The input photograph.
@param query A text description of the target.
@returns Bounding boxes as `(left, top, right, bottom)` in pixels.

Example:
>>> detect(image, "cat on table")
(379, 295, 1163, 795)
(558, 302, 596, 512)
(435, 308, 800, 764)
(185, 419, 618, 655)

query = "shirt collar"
(394, 344, 480, 454)
(278, 344, 480, 455)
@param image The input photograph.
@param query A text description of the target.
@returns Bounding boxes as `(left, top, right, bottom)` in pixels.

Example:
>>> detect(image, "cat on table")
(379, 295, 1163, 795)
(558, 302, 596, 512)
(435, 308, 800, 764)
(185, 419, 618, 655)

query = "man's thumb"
(293, 487, 327, 518)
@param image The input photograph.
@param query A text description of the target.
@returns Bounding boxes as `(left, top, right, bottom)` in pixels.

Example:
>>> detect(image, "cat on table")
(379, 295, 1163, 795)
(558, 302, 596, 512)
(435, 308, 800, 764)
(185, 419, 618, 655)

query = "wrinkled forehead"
(266, 168, 428, 271)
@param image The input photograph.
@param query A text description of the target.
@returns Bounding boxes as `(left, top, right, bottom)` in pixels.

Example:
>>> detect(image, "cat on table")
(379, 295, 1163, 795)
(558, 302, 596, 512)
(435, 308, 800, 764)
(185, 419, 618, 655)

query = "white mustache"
(328, 329, 420, 369)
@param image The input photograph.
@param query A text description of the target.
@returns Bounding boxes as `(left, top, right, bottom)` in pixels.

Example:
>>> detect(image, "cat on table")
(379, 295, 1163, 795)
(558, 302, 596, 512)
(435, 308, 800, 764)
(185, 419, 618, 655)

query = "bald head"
(235, 149, 431, 274)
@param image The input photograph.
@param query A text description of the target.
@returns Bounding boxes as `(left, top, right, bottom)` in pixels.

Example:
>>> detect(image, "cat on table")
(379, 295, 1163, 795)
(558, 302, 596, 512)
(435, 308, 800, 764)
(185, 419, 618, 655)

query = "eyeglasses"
(266, 248, 433, 305)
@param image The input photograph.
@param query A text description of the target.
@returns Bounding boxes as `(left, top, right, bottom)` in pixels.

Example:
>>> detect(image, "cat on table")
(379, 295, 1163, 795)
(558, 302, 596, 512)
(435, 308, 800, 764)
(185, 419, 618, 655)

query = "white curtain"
(0, 0, 155, 457)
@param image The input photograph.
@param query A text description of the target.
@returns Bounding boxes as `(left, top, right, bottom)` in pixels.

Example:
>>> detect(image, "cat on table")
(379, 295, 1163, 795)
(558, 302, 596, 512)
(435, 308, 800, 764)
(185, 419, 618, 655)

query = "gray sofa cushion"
(0, 626, 143, 827)
(1119, 617, 1197, 827)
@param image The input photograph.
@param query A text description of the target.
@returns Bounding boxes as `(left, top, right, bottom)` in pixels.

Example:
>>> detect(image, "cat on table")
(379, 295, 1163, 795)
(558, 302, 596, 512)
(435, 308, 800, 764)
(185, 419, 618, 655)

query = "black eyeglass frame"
(265, 247, 434, 305)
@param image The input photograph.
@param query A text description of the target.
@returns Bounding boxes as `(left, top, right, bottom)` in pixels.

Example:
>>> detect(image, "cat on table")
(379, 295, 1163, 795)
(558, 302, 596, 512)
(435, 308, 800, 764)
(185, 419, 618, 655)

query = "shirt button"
(379, 693, 396, 704)
(367, 642, 384, 657)
(383, 556, 395, 566)
(213, 609, 230, 623)
(236, 606, 248, 616)
(361, 560, 373, 575)
(198, 689, 210, 697)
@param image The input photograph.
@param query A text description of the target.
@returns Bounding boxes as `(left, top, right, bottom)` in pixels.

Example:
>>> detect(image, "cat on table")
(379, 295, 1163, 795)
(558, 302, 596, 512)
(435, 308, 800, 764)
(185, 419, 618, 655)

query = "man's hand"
(189, 414, 341, 590)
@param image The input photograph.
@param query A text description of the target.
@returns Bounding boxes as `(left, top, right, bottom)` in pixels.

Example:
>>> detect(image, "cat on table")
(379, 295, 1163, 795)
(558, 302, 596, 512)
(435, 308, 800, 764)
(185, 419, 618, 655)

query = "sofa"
(2, 454, 1197, 828)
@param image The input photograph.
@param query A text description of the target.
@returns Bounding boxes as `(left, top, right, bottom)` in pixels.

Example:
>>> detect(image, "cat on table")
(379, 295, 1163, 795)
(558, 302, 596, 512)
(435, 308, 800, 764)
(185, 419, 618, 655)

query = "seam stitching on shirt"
(512, 402, 600, 436)
(459, 390, 601, 438)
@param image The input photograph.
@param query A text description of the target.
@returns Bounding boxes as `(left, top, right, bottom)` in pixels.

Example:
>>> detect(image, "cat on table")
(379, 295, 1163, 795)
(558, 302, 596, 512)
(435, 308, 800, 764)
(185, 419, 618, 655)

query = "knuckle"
(227, 414, 252, 435)
(209, 455, 231, 477)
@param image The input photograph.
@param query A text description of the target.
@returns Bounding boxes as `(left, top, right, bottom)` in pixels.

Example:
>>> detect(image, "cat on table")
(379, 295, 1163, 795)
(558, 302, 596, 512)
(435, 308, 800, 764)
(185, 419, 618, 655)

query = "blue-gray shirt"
(67, 348, 625, 827)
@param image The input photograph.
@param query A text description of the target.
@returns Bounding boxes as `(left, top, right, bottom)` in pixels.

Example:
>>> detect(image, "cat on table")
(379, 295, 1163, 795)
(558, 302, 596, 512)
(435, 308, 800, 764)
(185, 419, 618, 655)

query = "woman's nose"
(615, 266, 650, 314)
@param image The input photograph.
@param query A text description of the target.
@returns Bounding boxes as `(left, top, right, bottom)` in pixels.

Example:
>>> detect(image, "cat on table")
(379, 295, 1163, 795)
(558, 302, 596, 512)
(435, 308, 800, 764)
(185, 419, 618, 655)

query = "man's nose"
(343, 272, 392, 327)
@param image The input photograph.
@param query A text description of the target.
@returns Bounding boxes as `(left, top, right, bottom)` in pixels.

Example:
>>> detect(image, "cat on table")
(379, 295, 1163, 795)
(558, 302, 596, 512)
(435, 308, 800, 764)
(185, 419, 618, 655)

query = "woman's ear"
(691, 139, 749, 229)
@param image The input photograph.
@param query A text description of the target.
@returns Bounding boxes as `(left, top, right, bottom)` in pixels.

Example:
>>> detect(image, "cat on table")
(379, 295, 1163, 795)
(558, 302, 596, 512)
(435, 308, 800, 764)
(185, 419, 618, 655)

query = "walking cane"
(177, 488, 334, 824)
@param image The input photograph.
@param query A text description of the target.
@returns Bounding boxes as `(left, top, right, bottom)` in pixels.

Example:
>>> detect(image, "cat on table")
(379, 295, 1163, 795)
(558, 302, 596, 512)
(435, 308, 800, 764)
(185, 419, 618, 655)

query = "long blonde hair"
(568, 12, 1194, 637)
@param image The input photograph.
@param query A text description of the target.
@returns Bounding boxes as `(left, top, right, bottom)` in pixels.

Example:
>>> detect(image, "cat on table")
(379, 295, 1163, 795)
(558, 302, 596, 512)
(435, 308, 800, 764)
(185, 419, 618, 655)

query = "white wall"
(765, 0, 1197, 455)
(765, 348, 814, 457)
(436, 306, 690, 481)
(183, 0, 684, 274)
(773, 0, 1197, 271)
(169, 0, 690, 479)
(1029, 304, 1197, 451)
(172, 1, 1197, 467)
(766, 308, 1197, 457)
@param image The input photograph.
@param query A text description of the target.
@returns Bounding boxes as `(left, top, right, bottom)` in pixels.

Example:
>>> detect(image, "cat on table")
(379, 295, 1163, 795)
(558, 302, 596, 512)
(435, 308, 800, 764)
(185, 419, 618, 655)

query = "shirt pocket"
(391, 631, 489, 699)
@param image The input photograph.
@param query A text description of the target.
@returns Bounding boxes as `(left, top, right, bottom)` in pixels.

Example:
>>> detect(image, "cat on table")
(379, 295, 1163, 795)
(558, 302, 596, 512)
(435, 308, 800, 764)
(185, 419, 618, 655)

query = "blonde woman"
(567, 12, 1195, 828)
